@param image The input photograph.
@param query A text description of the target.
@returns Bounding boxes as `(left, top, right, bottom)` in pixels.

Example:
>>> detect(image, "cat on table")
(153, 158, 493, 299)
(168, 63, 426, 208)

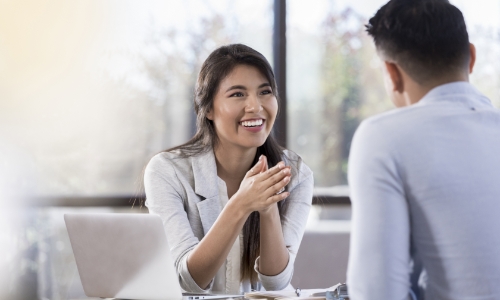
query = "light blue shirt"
(347, 82, 500, 300)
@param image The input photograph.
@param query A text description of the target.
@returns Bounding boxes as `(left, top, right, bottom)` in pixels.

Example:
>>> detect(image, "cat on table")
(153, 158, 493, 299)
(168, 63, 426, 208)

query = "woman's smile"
(239, 118, 266, 132)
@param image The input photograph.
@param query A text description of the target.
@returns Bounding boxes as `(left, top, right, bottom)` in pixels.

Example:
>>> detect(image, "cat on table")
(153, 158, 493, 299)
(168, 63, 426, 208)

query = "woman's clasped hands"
(231, 155, 291, 215)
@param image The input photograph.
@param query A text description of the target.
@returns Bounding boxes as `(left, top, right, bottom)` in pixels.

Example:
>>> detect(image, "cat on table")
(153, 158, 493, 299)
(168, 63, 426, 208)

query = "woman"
(144, 44, 313, 294)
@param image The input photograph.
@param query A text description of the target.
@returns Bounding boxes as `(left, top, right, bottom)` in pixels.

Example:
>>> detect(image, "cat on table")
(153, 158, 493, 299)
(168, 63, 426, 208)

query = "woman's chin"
(237, 138, 268, 150)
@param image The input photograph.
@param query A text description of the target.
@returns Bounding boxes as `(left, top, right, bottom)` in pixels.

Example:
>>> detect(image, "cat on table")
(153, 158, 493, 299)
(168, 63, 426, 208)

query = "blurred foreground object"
(0, 140, 37, 299)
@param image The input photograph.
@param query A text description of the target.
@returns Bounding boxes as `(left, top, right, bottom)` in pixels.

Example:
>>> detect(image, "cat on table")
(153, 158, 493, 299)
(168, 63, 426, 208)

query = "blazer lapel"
(192, 150, 222, 235)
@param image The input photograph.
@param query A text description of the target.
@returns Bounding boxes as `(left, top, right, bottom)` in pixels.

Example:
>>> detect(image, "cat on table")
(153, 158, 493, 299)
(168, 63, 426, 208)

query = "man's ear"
(469, 43, 476, 74)
(384, 61, 404, 93)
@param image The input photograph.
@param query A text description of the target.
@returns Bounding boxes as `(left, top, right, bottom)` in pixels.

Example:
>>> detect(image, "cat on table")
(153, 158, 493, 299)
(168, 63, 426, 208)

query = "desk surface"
(72, 297, 246, 300)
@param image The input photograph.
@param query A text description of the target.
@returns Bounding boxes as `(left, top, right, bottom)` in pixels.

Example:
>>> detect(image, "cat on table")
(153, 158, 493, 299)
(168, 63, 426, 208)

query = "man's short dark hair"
(366, 0, 470, 84)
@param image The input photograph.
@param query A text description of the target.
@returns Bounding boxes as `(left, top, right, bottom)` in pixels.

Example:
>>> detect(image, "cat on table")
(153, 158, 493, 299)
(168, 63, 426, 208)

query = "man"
(346, 0, 500, 299)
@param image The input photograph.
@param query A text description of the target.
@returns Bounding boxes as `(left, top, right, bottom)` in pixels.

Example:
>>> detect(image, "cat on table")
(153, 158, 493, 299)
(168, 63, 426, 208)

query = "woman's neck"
(213, 143, 257, 185)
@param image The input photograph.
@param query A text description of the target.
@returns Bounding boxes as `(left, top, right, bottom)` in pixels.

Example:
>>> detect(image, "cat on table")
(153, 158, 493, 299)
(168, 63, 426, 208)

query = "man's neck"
(403, 74, 469, 106)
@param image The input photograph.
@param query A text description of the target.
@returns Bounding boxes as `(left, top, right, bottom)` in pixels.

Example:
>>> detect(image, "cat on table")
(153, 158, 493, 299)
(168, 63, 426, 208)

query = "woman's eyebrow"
(225, 83, 271, 93)
(225, 85, 246, 92)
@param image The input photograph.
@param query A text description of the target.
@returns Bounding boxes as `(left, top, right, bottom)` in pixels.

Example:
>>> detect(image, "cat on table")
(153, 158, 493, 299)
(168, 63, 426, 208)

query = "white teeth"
(241, 119, 263, 127)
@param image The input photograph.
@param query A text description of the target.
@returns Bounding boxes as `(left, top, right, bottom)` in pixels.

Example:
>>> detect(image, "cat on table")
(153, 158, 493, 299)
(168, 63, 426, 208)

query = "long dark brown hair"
(165, 44, 289, 285)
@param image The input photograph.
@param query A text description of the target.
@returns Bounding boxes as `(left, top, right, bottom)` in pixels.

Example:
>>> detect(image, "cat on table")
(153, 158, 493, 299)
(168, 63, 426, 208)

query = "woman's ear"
(206, 110, 213, 120)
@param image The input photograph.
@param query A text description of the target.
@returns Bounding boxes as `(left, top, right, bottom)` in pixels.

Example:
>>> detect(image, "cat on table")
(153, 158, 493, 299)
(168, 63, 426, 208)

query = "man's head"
(367, 0, 475, 106)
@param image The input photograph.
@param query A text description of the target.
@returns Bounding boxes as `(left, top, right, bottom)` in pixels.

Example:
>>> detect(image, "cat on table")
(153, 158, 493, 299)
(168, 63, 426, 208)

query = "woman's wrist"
(259, 202, 279, 219)
(225, 196, 252, 221)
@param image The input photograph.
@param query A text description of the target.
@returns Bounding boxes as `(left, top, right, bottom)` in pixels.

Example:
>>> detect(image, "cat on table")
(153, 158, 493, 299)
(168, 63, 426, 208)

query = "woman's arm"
(258, 157, 290, 276)
(256, 156, 314, 290)
(187, 156, 292, 289)
(258, 204, 290, 275)
(186, 199, 248, 289)
(145, 155, 207, 292)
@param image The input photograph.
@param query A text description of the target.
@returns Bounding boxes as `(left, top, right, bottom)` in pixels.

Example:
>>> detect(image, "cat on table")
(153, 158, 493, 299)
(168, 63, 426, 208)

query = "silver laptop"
(65, 213, 241, 300)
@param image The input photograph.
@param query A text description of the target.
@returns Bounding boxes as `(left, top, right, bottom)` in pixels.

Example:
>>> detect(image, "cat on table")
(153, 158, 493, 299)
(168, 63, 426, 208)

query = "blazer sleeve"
(254, 155, 314, 290)
(144, 154, 214, 293)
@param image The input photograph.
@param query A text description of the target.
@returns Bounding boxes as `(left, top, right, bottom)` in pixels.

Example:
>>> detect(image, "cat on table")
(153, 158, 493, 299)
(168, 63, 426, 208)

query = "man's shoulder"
(352, 104, 440, 157)
(361, 104, 424, 129)
(356, 106, 419, 139)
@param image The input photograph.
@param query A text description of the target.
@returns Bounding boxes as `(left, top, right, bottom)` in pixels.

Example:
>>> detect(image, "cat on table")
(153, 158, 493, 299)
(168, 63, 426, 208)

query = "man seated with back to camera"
(346, 0, 500, 299)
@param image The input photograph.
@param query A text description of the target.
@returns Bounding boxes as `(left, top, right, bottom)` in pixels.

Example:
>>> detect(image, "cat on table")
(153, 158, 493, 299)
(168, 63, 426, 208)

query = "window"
(4, 0, 497, 195)
(0, 0, 273, 199)
(288, 0, 500, 187)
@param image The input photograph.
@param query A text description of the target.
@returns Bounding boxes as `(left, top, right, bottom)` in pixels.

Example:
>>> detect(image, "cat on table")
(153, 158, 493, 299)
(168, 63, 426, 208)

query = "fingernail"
(284, 176, 290, 182)
(278, 162, 284, 169)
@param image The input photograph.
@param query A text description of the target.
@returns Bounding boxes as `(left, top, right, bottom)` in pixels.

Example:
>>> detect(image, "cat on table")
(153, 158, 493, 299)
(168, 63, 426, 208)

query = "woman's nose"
(245, 95, 263, 113)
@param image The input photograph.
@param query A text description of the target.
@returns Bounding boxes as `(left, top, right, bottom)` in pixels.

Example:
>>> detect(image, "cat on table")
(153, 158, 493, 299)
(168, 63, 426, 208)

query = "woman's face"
(207, 64, 278, 151)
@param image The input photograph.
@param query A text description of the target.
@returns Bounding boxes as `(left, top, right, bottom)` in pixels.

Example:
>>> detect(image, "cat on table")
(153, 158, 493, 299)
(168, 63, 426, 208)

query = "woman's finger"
(266, 192, 290, 205)
(263, 166, 290, 187)
(259, 161, 286, 180)
(244, 155, 264, 179)
(265, 175, 290, 198)
(259, 155, 269, 174)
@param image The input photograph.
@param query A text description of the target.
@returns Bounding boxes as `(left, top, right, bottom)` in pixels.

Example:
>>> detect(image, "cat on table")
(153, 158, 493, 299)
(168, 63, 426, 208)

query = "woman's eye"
(261, 90, 272, 95)
(230, 92, 244, 97)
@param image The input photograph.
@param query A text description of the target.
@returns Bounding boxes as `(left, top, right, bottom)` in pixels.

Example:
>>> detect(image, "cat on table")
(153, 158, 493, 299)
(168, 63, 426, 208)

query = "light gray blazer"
(144, 149, 313, 293)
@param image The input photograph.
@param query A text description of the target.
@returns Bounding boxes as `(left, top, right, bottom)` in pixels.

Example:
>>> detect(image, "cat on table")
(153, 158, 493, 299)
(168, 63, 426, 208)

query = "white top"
(144, 149, 313, 294)
(347, 82, 500, 300)
(214, 177, 247, 294)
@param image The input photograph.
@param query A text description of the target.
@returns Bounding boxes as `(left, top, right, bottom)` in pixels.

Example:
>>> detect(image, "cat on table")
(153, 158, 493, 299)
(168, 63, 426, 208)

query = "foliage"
(317, 7, 390, 186)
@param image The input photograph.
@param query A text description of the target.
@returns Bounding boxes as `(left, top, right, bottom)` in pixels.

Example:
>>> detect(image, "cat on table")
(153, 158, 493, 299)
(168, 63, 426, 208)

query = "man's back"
(347, 82, 500, 299)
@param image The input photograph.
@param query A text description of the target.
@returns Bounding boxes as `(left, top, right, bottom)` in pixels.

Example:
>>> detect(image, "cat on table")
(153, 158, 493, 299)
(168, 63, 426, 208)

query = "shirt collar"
(419, 81, 493, 108)
(191, 149, 219, 199)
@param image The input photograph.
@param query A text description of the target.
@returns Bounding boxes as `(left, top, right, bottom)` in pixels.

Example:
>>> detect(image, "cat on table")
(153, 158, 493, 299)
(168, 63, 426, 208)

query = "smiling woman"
(144, 44, 314, 294)
(207, 64, 278, 151)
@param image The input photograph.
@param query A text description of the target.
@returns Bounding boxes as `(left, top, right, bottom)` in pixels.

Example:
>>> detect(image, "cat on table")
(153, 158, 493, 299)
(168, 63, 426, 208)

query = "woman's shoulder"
(281, 149, 313, 182)
(145, 150, 193, 180)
